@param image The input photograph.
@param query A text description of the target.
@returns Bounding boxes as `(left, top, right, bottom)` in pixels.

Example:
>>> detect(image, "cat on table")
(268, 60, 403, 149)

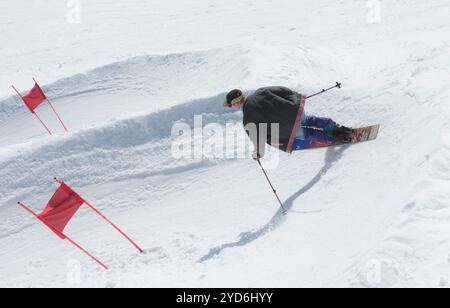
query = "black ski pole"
(256, 160, 287, 213)
(306, 81, 342, 99)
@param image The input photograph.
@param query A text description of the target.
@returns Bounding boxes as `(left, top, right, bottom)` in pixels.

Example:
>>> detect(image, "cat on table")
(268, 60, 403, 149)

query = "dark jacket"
(243, 86, 305, 157)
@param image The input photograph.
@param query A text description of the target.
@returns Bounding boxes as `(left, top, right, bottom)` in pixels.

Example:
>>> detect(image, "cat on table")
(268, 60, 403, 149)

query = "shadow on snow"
(198, 145, 349, 263)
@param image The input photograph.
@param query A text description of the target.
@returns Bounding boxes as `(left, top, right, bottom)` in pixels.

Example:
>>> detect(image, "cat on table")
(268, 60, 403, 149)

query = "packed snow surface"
(0, 0, 449, 287)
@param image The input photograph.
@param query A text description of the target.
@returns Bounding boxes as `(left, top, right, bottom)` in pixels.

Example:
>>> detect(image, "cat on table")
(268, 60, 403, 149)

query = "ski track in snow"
(1, 0, 450, 287)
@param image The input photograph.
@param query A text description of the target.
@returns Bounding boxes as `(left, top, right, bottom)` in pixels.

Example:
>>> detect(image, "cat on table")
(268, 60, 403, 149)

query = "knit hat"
(223, 89, 244, 107)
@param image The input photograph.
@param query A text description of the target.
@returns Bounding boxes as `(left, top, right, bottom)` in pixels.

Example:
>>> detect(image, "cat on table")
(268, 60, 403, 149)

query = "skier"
(223, 87, 353, 160)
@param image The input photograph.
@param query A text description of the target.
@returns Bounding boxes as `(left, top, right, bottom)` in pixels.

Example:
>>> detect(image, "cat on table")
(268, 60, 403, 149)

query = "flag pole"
(83, 199, 144, 253)
(64, 236, 109, 271)
(54, 178, 144, 253)
(83, 200, 144, 253)
(17, 201, 41, 219)
(32, 78, 68, 133)
(33, 113, 53, 135)
(11, 85, 24, 99)
(17, 201, 108, 270)
(12, 85, 52, 135)
(46, 98, 68, 133)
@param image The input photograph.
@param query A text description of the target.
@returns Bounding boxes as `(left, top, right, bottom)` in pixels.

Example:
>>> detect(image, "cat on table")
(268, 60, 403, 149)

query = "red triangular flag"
(18, 179, 142, 270)
(22, 82, 47, 112)
(37, 183, 84, 239)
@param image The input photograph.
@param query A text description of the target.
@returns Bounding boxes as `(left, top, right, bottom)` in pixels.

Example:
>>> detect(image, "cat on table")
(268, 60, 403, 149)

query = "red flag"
(21, 82, 47, 113)
(12, 79, 69, 135)
(37, 183, 84, 239)
(17, 179, 143, 270)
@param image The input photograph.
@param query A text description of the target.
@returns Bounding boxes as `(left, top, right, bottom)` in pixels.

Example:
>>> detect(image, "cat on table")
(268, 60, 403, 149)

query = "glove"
(252, 152, 261, 161)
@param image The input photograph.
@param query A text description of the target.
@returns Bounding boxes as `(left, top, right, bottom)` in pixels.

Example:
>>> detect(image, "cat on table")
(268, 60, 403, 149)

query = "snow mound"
(0, 44, 337, 148)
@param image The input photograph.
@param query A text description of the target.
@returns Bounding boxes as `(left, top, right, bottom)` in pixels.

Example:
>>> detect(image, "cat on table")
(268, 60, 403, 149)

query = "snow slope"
(0, 0, 450, 287)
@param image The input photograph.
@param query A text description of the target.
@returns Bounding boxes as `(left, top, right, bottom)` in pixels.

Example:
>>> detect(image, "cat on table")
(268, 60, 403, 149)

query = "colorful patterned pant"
(292, 114, 336, 151)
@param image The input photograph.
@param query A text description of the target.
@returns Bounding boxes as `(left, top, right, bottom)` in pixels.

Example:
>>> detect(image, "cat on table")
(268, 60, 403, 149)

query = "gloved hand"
(252, 152, 261, 161)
